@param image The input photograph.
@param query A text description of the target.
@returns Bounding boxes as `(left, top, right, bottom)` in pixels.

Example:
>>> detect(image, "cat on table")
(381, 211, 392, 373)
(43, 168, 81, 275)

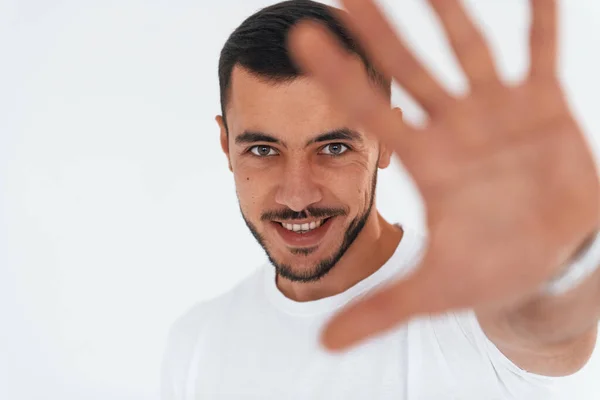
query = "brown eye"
(321, 143, 348, 156)
(250, 145, 277, 157)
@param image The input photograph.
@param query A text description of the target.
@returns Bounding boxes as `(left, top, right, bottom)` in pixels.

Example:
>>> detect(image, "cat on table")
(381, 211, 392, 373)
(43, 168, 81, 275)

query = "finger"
(338, 0, 454, 115)
(320, 259, 452, 352)
(427, 0, 502, 91)
(288, 20, 425, 164)
(528, 0, 558, 80)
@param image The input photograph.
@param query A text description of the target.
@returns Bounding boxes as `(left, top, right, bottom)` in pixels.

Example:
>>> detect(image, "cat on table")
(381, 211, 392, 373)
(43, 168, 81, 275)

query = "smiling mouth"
(277, 217, 332, 234)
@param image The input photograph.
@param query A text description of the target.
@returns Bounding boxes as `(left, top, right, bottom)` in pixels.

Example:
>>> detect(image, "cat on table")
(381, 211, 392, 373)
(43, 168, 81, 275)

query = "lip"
(272, 217, 335, 248)
(274, 218, 323, 225)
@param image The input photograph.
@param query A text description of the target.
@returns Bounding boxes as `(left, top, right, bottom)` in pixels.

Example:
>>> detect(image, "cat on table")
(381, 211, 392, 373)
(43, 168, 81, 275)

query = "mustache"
(261, 206, 347, 222)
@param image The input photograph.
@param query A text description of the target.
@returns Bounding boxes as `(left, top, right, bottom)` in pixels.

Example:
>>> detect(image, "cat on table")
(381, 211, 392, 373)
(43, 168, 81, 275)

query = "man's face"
(218, 66, 391, 282)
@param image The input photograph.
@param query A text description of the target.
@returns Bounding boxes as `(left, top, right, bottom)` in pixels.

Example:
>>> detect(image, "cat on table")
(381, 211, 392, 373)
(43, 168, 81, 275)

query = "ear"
(377, 107, 403, 169)
(216, 115, 232, 172)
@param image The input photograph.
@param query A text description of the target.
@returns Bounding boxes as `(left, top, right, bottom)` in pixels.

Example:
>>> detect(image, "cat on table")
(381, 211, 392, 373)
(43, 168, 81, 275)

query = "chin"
(273, 259, 334, 283)
(266, 242, 342, 283)
(271, 244, 320, 264)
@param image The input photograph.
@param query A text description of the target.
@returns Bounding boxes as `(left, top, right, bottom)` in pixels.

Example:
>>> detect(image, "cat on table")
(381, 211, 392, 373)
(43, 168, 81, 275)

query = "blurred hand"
(288, 0, 600, 351)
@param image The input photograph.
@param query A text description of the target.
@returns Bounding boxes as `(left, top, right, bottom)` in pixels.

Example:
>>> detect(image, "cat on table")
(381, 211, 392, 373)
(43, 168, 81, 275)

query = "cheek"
(234, 172, 273, 209)
(319, 165, 372, 204)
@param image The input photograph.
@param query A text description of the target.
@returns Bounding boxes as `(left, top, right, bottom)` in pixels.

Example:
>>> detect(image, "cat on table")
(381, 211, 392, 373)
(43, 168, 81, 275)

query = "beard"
(239, 167, 378, 283)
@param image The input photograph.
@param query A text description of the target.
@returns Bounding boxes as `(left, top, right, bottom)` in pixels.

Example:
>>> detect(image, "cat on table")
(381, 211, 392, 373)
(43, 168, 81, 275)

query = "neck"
(276, 211, 403, 302)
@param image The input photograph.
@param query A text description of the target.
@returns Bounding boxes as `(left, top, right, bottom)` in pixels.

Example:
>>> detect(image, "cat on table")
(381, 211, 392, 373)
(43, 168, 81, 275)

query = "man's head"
(217, 0, 394, 282)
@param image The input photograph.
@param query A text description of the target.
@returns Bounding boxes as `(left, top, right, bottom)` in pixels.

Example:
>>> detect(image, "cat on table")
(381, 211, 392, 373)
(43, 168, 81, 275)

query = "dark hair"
(217, 0, 390, 132)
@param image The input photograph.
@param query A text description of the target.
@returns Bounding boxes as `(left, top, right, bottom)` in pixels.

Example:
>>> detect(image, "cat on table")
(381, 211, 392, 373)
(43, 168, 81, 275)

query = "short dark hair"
(217, 0, 390, 132)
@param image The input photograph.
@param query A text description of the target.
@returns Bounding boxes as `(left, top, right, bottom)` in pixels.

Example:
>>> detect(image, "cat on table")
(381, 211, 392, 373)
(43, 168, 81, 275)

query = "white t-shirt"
(161, 225, 569, 399)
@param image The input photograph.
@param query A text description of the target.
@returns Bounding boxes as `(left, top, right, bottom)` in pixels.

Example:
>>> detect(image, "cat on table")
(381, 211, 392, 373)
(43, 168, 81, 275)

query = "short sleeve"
(160, 303, 210, 400)
(452, 309, 571, 399)
(160, 321, 181, 400)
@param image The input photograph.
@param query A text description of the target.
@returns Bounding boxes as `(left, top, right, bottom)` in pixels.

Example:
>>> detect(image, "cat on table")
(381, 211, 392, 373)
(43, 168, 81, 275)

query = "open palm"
(288, 0, 599, 350)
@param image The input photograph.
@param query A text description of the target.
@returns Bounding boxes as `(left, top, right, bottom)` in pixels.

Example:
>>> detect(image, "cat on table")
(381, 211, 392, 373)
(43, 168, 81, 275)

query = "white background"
(2, 0, 600, 399)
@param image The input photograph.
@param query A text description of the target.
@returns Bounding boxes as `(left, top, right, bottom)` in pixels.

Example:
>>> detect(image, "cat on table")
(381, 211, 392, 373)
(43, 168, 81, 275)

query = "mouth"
(271, 217, 335, 248)
(277, 217, 332, 233)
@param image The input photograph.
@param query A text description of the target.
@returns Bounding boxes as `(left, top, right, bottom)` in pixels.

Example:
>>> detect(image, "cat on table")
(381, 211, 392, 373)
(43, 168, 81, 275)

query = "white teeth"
(281, 219, 327, 233)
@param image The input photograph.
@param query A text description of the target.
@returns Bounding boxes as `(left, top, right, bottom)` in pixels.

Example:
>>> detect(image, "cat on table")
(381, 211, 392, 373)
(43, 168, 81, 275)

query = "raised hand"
(288, 0, 600, 351)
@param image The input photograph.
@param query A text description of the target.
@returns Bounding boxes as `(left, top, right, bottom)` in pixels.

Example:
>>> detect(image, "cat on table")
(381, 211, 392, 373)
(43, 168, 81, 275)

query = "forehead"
(226, 66, 355, 140)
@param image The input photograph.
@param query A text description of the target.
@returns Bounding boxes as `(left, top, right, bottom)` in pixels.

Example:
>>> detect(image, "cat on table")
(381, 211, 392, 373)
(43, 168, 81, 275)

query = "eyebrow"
(234, 131, 281, 145)
(306, 128, 362, 146)
(234, 128, 363, 147)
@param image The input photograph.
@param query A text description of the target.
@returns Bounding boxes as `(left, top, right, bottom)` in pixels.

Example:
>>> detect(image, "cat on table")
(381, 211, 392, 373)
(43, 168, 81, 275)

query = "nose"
(275, 160, 323, 212)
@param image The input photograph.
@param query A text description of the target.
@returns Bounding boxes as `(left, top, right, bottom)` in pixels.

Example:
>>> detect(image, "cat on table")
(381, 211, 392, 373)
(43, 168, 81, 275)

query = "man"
(161, 0, 600, 398)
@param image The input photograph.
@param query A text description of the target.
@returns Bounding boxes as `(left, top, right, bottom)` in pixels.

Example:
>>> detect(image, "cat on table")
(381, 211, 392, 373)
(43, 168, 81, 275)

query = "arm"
(476, 264, 600, 377)
(291, 0, 600, 368)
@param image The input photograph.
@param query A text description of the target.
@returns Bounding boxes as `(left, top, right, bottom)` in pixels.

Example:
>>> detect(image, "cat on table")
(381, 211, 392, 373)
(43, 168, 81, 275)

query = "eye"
(321, 143, 349, 156)
(249, 145, 278, 157)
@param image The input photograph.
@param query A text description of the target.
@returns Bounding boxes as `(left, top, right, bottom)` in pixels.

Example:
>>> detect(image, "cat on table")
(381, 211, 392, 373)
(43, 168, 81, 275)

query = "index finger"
(528, 0, 558, 81)
(338, 0, 454, 115)
(288, 20, 426, 165)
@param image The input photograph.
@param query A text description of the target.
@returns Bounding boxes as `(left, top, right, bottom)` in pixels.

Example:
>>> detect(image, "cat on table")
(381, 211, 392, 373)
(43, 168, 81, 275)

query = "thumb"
(320, 259, 451, 352)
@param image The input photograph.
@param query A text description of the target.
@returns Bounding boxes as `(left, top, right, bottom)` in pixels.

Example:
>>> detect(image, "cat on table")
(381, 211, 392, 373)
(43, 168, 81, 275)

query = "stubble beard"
(240, 168, 378, 283)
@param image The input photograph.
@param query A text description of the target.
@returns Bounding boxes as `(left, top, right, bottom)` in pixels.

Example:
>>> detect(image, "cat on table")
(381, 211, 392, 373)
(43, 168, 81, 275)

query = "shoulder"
(415, 310, 571, 398)
(160, 264, 267, 400)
